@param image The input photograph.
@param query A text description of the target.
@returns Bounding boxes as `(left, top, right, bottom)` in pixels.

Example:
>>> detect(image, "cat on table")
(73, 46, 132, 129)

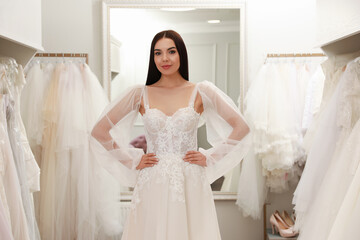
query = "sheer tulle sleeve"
(197, 81, 252, 184)
(90, 84, 145, 187)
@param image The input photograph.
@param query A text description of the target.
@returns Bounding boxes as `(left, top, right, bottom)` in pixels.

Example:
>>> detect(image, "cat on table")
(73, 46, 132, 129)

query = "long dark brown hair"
(145, 30, 189, 85)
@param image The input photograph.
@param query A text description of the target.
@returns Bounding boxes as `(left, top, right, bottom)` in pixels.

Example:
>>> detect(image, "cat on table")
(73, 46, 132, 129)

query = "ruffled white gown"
(7, 66, 40, 240)
(296, 59, 360, 239)
(24, 62, 113, 240)
(245, 62, 305, 193)
(327, 120, 360, 240)
(293, 54, 360, 232)
(91, 81, 252, 240)
(0, 94, 31, 240)
(22, 62, 54, 223)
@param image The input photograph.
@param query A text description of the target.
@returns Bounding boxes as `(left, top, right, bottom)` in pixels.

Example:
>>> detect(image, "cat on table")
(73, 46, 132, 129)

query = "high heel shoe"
(281, 210, 295, 227)
(270, 213, 297, 238)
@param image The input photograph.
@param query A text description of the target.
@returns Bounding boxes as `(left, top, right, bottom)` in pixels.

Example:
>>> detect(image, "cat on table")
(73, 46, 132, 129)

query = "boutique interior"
(0, 0, 360, 239)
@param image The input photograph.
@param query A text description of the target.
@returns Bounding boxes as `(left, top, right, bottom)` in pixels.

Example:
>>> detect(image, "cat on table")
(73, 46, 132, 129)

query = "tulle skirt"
(298, 119, 360, 240)
(121, 153, 221, 240)
(327, 123, 360, 239)
(292, 80, 342, 230)
(37, 62, 118, 240)
(296, 59, 360, 240)
(0, 95, 31, 240)
(245, 62, 304, 193)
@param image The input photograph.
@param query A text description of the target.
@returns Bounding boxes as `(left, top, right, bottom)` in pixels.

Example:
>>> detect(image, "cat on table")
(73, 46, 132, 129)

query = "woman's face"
(154, 38, 180, 76)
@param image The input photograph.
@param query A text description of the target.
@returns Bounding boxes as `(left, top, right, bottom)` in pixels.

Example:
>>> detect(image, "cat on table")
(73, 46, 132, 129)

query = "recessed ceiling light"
(160, 8, 196, 11)
(208, 20, 221, 24)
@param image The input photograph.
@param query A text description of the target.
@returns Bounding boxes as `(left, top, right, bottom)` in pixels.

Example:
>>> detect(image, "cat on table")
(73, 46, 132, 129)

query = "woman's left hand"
(183, 150, 207, 167)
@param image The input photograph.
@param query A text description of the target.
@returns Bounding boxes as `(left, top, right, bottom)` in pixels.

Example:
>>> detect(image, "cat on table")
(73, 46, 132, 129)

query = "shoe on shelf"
(270, 212, 298, 238)
(281, 210, 295, 227)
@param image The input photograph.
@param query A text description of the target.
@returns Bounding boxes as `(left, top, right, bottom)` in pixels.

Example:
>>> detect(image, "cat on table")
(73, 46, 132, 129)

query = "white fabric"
(303, 50, 360, 153)
(7, 65, 40, 240)
(0, 197, 13, 240)
(245, 61, 307, 193)
(91, 80, 251, 239)
(296, 59, 360, 240)
(328, 120, 360, 240)
(301, 65, 325, 131)
(22, 62, 54, 224)
(22, 61, 119, 240)
(21, 62, 54, 147)
(293, 54, 360, 232)
(0, 94, 30, 240)
(236, 145, 267, 219)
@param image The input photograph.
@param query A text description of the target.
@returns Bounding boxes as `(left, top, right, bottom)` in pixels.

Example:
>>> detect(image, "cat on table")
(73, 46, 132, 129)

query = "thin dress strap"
(142, 86, 149, 109)
(188, 83, 198, 107)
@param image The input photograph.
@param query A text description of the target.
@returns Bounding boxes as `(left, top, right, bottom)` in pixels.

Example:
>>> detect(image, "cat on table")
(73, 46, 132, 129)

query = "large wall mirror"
(102, 0, 245, 200)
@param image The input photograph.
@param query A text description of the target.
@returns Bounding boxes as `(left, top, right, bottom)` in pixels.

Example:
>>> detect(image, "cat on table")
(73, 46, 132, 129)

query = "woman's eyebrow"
(154, 46, 176, 51)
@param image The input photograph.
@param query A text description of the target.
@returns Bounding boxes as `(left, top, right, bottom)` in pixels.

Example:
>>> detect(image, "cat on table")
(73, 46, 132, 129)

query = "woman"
(91, 30, 251, 240)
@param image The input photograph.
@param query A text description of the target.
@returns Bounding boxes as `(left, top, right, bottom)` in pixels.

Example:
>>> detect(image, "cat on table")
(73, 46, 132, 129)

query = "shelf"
(266, 229, 298, 240)
(0, 35, 44, 67)
(320, 32, 360, 57)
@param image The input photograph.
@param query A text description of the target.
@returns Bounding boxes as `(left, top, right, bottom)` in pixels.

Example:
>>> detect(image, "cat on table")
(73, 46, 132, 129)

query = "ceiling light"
(208, 20, 221, 24)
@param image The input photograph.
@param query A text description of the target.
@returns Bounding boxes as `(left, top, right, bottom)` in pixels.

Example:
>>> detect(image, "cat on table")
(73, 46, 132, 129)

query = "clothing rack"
(266, 53, 326, 58)
(264, 53, 326, 64)
(34, 53, 88, 64)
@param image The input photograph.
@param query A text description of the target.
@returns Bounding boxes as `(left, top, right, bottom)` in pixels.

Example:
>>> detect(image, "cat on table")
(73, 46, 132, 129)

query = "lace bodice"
(91, 80, 251, 188)
(142, 85, 200, 156)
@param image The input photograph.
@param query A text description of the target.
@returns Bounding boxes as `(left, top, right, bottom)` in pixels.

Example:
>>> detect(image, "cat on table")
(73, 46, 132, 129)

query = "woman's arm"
(197, 81, 252, 183)
(91, 85, 144, 170)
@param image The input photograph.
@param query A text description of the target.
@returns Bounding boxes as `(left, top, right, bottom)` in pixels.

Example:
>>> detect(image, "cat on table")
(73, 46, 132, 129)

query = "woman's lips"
(162, 65, 171, 70)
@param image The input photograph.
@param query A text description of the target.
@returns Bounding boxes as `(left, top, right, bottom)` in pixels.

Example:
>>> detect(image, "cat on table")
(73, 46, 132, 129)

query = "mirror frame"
(102, 0, 246, 200)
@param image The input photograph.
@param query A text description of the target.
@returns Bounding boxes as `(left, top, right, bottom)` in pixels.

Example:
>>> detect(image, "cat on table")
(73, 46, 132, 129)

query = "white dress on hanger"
(302, 50, 360, 153)
(296, 59, 360, 239)
(0, 197, 13, 240)
(22, 62, 54, 224)
(91, 81, 251, 240)
(246, 62, 304, 193)
(7, 65, 40, 240)
(327, 120, 360, 240)
(0, 94, 30, 240)
(301, 65, 325, 131)
(38, 62, 113, 240)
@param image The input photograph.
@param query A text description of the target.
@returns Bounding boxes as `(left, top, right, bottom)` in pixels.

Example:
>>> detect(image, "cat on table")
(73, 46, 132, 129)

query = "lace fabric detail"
(131, 91, 208, 207)
(132, 153, 208, 206)
(337, 61, 360, 131)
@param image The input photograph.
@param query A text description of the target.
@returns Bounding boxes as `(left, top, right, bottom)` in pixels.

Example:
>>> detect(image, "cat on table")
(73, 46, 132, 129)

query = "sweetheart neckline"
(142, 106, 201, 118)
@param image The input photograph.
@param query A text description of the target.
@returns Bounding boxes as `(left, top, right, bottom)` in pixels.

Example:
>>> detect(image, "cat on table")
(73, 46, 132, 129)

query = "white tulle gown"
(91, 81, 252, 240)
(327, 118, 360, 240)
(293, 53, 360, 232)
(328, 121, 360, 240)
(22, 61, 120, 240)
(296, 59, 360, 240)
(7, 66, 40, 240)
(0, 94, 31, 240)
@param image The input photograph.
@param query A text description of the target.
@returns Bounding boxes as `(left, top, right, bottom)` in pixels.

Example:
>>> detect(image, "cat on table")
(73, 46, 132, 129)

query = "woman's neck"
(154, 72, 188, 88)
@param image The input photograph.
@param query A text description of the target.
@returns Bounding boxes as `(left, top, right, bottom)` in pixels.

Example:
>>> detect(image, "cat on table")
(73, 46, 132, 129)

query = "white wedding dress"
(91, 81, 252, 240)
(296, 58, 360, 239)
(327, 118, 360, 240)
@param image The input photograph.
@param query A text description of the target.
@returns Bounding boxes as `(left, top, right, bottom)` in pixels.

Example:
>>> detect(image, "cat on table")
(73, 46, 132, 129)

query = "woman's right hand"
(136, 153, 158, 170)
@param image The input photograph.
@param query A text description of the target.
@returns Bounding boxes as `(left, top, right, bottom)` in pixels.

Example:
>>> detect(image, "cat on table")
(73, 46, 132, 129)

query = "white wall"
(41, 0, 103, 80)
(0, 0, 42, 49)
(317, 0, 360, 46)
(245, 0, 319, 238)
(245, 0, 319, 93)
(40, 0, 319, 239)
